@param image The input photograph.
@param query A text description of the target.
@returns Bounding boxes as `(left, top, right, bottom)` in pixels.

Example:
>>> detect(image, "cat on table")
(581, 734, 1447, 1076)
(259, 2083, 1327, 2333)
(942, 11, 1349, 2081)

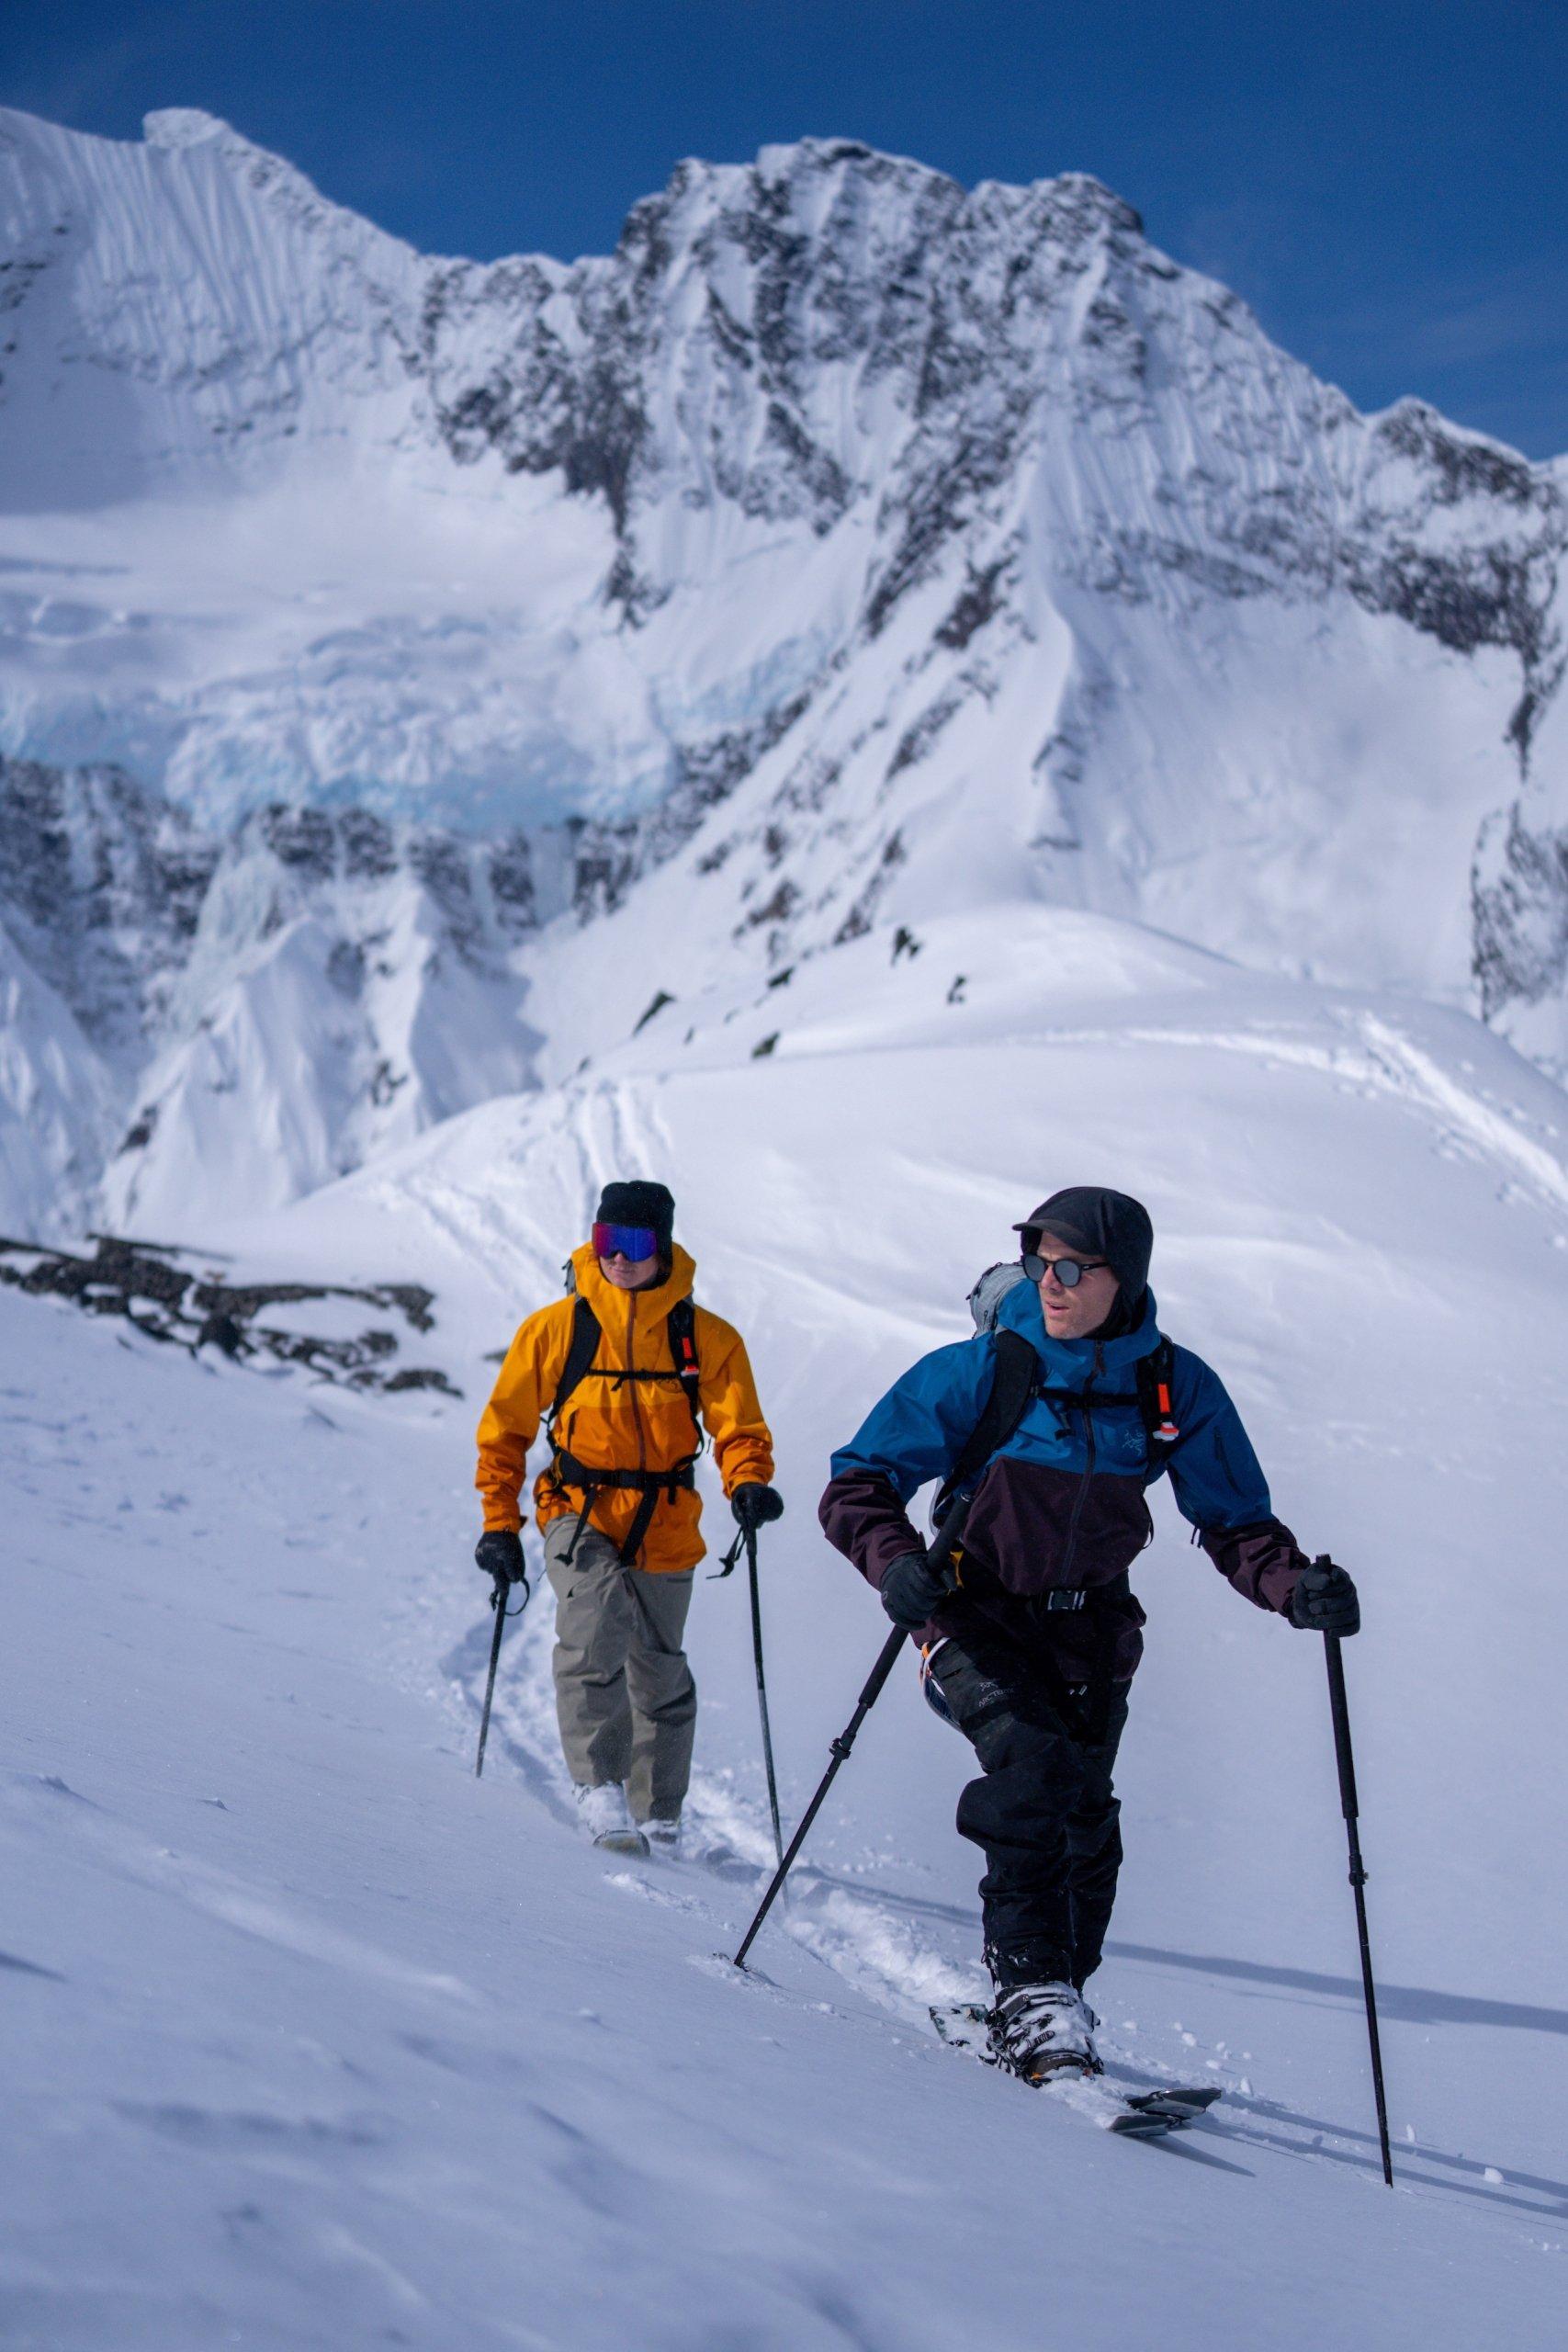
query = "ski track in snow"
(441, 1579, 1566, 2218)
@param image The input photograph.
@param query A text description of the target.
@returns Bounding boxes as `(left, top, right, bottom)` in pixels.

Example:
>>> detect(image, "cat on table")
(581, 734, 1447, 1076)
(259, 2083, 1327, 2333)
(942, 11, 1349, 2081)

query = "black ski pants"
(925, 1630, 1130, 1993)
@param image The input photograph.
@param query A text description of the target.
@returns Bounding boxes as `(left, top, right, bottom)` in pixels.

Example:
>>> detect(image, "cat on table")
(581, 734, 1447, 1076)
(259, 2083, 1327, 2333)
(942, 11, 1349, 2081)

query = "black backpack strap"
(550, 1295, 604, 1424)
(1134, 1336, 1180, 1466)
(547, 1293, 705, 1568)
(932, 1328, 1039, 1522)
(665, 1297, 703, 1448)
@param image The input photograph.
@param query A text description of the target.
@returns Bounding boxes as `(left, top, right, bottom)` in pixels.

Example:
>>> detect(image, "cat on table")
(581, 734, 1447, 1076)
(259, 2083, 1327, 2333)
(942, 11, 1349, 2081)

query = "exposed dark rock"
(633, 989, 675, 1034)
(1377, 403, 1538, 509)
(0, 1233, 452, 1392)
(257, 803, 336, 877)
(1472, 808, 1568, 1023)
(935, 559, 1009, 651)
(886, 687, 966, 780)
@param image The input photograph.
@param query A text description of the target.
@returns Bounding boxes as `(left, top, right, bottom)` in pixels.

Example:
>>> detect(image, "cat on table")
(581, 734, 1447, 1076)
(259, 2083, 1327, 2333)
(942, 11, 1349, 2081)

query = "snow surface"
(6, 901, 1566, 2346)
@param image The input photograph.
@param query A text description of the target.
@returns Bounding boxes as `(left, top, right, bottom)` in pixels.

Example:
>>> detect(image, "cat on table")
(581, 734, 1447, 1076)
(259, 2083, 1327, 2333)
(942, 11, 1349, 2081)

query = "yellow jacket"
(475, 1243, 774, 1573)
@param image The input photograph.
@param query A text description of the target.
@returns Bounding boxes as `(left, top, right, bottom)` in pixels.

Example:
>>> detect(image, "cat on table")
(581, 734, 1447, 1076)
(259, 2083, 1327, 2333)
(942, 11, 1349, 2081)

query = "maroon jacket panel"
(960, 1453, 1154, 1595)
(818, 1458, 1154, 1677)
(818, 1465, 924, 1593)
(820, 1462, 1304, 1682)
(1200, 1517, 1309, 1614)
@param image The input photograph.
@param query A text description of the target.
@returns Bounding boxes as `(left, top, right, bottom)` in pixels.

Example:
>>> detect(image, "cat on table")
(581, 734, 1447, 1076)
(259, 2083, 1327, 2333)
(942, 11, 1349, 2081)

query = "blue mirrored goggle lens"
(592, 1222, 660, 1261)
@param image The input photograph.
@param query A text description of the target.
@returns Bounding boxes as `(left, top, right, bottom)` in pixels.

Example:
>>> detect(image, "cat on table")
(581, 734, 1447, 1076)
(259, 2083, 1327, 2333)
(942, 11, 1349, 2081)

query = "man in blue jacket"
(818, 1185, 1359, 2085)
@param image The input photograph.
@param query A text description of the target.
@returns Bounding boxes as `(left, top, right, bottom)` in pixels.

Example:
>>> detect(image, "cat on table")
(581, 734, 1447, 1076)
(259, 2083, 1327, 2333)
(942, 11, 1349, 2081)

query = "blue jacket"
(819, 1283, 1305, 1676)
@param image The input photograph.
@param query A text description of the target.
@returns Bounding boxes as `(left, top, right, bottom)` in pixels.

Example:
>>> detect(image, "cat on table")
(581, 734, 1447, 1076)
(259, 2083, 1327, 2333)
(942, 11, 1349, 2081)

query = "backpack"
(545, 1279, 705, 1566)
(931, 1262, 1180, 1524)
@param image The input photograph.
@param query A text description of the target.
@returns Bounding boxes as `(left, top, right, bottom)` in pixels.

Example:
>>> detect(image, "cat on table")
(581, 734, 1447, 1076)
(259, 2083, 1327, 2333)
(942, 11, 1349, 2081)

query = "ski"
(592, 1828, 650, 1857)
(931, 2005, 1223, 2139)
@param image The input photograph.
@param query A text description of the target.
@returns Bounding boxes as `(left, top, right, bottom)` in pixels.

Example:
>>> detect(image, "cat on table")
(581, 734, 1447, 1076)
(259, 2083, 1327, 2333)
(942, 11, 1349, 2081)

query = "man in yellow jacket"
(475, 1181, 781, 1852)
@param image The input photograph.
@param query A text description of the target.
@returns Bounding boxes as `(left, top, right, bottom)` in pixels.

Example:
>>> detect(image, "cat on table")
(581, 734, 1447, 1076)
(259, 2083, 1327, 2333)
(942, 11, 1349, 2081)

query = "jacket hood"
(570, 1240, 696, 1317)
(998, 1272, 1162, 1378)
(1013, 1185, 1154, 1309)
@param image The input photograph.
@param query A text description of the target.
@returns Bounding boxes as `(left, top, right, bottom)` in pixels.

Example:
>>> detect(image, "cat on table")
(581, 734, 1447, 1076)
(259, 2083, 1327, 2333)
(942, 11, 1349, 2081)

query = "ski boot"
(573, 1782, 649, 1856)
(987, 1981, 1101, 2085)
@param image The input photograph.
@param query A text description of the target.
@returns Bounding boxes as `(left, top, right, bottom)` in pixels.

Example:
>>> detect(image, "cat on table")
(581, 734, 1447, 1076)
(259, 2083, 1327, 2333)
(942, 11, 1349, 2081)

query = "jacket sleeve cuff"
(818, 1468, 924, 1589)
(1200, 1517, 1307, 1614)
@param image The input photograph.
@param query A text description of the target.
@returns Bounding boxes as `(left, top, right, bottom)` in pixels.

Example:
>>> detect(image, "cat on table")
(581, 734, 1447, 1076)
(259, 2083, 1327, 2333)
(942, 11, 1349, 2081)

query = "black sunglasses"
(1021, 1251, 1110, 1288)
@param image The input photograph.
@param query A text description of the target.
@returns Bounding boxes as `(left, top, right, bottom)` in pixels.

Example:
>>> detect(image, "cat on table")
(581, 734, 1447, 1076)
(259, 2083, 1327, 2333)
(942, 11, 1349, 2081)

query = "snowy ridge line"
(953, 1011, 1568, 1216)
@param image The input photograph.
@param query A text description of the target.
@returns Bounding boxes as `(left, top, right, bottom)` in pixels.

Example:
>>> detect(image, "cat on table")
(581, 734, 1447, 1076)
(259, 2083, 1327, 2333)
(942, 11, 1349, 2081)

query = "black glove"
(730, 1483, 784, 1533)
(1290, 1556, 1359, 1636)
(475, 1529, 525, 1587)
(879, 1552, 952, 1633)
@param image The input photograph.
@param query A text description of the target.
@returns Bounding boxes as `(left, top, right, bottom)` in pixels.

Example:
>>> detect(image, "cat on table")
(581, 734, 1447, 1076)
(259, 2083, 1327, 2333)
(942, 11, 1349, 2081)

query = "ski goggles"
(1021, 1250, 1109, 1288)
(592, 1221, 660, 1261)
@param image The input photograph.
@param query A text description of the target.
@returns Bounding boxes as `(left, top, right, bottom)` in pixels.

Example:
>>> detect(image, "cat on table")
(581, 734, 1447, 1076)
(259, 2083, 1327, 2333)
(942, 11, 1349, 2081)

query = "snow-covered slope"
(3, 103, 1568, 1130)
(6, 900, 1565, 2344)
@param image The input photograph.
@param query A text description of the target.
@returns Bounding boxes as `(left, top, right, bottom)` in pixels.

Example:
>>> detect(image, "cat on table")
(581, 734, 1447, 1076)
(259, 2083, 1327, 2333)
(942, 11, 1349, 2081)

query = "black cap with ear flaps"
(1013, 1185, 1154, 1307)
(594, 1180, 676, 1250)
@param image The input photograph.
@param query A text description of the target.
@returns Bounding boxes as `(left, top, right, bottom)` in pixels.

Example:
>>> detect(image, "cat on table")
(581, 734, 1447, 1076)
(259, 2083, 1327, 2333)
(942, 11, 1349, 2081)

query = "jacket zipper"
(626, 1289, 649, 1477)
(1058, 1344, 1102, 1585)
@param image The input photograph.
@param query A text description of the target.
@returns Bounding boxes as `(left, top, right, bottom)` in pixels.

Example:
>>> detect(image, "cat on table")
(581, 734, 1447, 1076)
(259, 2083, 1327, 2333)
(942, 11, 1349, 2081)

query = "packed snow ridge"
(2, 105, 1567, 1236)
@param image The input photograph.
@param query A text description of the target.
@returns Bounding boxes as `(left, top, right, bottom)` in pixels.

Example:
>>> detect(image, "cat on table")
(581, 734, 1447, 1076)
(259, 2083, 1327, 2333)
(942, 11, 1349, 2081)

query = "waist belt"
(1033, 1571, 1132, 1614)
(550, 1445, 697, 1568)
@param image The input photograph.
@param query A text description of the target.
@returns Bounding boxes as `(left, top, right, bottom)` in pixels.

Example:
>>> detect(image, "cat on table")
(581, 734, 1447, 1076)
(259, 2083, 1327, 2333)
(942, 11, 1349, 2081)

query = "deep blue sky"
(7, 1, 1564, 458)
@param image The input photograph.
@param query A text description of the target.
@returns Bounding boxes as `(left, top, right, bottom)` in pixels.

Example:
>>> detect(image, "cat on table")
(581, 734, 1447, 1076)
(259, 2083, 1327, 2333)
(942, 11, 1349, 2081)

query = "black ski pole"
(1320, 1596, 1393, 2186)
(732, 1622, 905, 1969)
(745, 1527, 785, 1869)
(475, 1568, 531, 1779)
(731, 1488, 973, 1969)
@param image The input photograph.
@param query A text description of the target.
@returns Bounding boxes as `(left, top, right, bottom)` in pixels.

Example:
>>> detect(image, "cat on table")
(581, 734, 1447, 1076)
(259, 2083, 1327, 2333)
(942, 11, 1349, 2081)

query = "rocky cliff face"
(0, 754, 545, 1234)
(1, 107, 1565, 1233)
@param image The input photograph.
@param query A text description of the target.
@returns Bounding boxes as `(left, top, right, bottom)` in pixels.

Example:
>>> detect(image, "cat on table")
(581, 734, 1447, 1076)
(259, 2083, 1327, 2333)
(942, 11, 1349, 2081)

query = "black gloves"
(475, 1530, 525, 1586)
(731, 1483, 785, 1533)
(879, 1552, 952, 1633)
(1291, 1556, 1360, 1637)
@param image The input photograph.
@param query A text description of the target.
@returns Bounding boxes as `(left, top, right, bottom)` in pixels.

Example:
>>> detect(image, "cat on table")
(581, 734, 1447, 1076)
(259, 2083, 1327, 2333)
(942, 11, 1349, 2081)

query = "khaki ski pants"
(542, 1517, 697, 1823)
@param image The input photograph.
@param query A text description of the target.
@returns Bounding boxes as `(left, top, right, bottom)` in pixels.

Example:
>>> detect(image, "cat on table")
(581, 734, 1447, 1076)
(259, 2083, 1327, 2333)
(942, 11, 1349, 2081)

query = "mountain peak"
(1036, 168, 1144, 237)
(142, 107, 233, 151)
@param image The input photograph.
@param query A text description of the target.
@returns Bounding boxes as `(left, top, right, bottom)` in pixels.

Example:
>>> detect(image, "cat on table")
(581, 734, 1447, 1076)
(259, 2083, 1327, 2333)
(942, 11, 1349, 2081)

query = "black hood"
(1012, 1186, 1155, 1315)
